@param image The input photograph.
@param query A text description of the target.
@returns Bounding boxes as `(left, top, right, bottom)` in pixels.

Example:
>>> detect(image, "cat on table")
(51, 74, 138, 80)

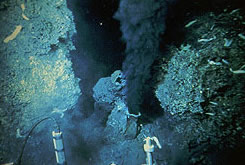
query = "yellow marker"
(22, 13, 30, 20)
(21, 3, 25, 11)
(3, 25, 22, 43)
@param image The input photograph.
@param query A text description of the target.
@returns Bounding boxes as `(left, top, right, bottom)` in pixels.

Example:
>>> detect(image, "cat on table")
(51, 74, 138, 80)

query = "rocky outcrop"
(0, 0, 80, 163)
(156, 45, 204, 115)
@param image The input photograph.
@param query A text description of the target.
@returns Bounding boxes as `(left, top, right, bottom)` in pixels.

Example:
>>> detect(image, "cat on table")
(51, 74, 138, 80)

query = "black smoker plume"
(114, 0, 177, 114)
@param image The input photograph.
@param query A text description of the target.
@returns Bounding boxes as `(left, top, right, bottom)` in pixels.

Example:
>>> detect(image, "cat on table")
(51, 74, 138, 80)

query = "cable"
(15, 117, 60, 165)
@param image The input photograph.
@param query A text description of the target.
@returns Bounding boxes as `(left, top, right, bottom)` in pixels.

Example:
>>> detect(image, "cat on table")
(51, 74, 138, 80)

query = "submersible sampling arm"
(0, 117, 66, 165)
(143, 136, 162, 165)
(52, 130, 67, 165)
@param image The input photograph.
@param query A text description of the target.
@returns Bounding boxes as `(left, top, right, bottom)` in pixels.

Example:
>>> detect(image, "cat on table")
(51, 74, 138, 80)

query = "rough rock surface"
(93, 70, 143, 164)
(156, 44, 204, 115)
(0, 0, 80, 163)
(155, 8, 245, 164)
(93, 70, 131, 142)
(93, 70, 125, 104)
